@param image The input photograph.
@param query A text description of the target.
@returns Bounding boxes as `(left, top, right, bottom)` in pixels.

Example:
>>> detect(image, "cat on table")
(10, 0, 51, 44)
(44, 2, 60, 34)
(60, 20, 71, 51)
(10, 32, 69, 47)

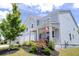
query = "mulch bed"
(23, 46, 59, 56)
(0, 49, 19, 55)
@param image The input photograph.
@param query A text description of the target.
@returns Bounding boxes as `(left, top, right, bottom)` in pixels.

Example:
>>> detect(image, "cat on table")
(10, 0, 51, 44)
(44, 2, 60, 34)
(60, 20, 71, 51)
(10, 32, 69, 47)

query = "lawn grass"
(59, 48, 79, 56)
(5, 48, 35, 56)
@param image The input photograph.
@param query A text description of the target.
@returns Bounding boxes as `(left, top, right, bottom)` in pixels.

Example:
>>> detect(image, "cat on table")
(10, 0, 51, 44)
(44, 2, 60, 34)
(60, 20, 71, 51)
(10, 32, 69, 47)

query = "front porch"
(30, 25, 60, 44)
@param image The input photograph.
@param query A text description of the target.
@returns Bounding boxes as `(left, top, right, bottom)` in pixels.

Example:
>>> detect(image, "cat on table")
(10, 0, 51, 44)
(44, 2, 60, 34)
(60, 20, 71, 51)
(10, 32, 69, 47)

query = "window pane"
(37, 20, 39, 26)
(52, 31, 54, 37)
(69, 33, 72, 41)
(31, 24, 33, 28)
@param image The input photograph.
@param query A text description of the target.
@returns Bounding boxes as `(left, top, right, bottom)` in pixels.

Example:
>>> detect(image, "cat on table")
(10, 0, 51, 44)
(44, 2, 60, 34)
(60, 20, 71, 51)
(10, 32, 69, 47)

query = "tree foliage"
(0, 3, 26, 44)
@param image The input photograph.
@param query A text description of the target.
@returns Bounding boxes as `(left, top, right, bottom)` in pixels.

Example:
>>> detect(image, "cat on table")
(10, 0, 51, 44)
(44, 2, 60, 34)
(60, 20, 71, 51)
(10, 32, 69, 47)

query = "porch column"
(29, 31, 31, 42)
(49, 25, 53, 41)
(36, 28, 39, 41)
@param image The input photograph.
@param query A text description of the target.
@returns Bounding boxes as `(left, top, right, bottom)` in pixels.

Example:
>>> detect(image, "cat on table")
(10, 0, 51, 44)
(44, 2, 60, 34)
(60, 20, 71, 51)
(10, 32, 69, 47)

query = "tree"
(0, 3, 26, 45)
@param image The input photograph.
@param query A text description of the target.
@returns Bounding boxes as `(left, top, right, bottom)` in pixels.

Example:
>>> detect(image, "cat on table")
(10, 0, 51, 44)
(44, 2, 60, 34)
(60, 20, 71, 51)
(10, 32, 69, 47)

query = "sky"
(0, 0, 79, 25)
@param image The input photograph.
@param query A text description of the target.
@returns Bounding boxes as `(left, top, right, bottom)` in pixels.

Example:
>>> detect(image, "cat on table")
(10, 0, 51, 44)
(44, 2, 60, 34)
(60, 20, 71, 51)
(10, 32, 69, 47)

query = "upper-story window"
(37, 20, 39, 26)
(31, 24, 33, 28)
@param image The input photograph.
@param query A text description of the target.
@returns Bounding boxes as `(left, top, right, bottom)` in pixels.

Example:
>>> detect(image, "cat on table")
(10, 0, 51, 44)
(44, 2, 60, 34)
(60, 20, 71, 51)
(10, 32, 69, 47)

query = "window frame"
(69, 33, 72, 41)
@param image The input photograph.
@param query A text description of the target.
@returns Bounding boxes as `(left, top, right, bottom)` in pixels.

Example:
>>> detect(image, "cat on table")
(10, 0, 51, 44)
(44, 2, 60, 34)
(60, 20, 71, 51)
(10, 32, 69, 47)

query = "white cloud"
(0, 3, 12, 10)
(0, 0, 79, 10)
(22, 0, 65, 11)
(0, 3, 12, 19)
(1, 0, 79, 12)
(0, 11, 9, 19)
(17, 0, 79, 11)
(0, 11, 9, 23)
(0, 0, 79, 19)
(73, 3, 79, 8)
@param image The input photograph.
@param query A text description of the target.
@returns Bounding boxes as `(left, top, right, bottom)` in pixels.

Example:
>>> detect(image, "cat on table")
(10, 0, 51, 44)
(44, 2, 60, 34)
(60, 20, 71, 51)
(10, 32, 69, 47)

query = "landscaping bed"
(0, 44, 19, 55)
(0, 40, 60, 56)
(23, 46, 59, 56)
(22, 40, 59, 56)
(0, 48, 19, 55)
(6, 48, 34, 56)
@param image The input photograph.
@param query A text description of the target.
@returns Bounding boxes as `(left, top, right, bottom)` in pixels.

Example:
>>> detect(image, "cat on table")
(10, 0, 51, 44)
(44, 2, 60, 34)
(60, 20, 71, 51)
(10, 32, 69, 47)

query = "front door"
(46, 32, 49, 42)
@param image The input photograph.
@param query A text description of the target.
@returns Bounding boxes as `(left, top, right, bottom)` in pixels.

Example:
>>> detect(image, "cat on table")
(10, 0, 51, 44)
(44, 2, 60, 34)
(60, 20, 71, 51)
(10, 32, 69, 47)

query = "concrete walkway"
(0, 45, 9, 48)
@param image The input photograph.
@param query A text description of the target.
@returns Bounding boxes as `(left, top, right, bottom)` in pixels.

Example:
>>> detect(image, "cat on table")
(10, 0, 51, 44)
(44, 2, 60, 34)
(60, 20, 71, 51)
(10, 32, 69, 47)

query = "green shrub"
(9, 44, 19, 49)
(23, 41, 31, 46)
(22, 41, 27, 46)
(0, 42, 3, 44)
(0, 47, 8, 51)
(43, 47, 51, 55)
(29, 45, 37, 54)
(22, 41, 36, 46)
(25, 41, 30, 45)
(4, 41, 7, 44)
(0, 41, 4, 45)
(29, 41, 36, 46)
(22, 41, 35, 48)
(48, 40, 55, 50)
(3, 40, 7, 44)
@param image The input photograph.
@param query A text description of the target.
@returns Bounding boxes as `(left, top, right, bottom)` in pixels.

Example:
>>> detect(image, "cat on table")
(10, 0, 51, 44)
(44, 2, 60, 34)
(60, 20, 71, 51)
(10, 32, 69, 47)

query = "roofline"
(69, 11, 78, 28)
(58, 10, 78, 28)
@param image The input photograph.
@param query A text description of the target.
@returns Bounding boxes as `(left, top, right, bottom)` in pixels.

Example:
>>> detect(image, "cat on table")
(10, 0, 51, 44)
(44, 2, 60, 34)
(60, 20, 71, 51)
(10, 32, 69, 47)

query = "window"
(77, 30, 79, 34)
(39, 34, 41, 39)
(26, 28, 28, 31)
(47, 32, 49, 35)
(52, 31, 55, 37)
(37, 20, 39, 26)
(72, 34, 74, 39)
(69, 33, 72, 41)
(31, 24, 33, 28)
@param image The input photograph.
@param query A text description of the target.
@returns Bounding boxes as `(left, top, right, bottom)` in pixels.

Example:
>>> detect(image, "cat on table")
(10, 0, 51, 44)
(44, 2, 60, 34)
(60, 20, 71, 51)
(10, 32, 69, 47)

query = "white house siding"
(55, 29, 60, 43)
(58, 12, 79, 48)
(25, 16, 42, 41)
(18, 10, 79, 49)
(16, 32, 37, 44)
(30, 32, 37, 41)
(16, 34, 29, 44)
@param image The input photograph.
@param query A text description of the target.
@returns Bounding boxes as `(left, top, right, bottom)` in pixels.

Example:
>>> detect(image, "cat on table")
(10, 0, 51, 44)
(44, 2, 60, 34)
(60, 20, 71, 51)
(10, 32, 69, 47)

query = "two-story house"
(22, 10, 79, 48)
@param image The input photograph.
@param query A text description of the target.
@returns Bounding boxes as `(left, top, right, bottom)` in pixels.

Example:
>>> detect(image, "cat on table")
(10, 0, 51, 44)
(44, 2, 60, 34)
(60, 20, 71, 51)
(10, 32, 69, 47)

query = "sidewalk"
(0, 45, 9, 48)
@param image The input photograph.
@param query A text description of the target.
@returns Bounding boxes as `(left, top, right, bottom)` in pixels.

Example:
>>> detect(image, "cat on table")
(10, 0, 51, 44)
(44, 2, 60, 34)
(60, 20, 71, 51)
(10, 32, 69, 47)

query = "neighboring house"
(20, 10, 79, 48)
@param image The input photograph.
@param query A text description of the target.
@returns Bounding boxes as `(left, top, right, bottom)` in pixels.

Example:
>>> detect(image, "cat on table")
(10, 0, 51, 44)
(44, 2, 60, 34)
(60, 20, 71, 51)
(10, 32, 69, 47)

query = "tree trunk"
(9, 40, 11, 54)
